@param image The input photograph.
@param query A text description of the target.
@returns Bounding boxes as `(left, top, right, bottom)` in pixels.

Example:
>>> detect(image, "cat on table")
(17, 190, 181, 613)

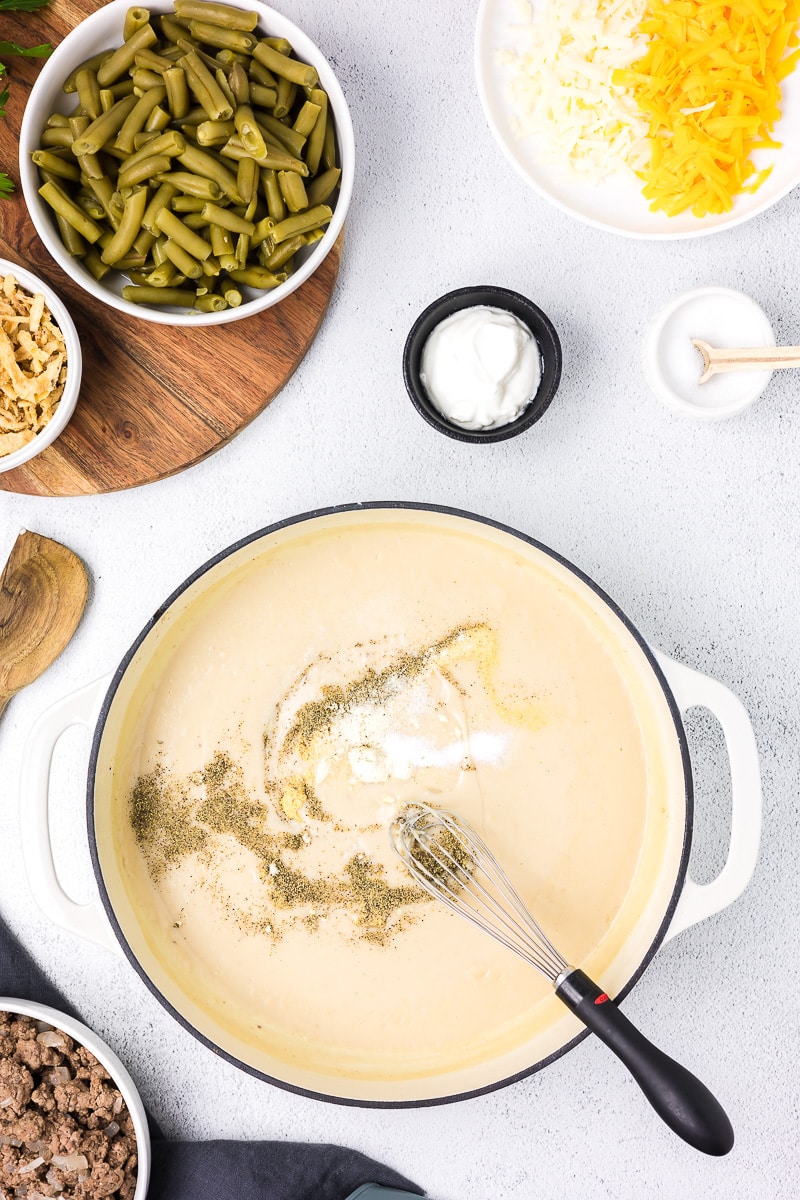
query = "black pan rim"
(86, 500, 694, 1109)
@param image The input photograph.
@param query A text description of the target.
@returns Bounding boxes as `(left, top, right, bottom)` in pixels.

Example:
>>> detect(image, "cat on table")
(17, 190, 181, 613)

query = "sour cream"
(420, 305, 542, 430)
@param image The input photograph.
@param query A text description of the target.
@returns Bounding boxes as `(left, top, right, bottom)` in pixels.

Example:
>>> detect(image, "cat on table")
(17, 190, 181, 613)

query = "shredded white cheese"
(496, 0, 650, 180)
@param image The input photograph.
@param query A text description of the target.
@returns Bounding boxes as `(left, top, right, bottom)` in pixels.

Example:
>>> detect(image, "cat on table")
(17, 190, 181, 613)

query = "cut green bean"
(306, 166, 340, 206)
(178, 142, 241, 199)
(292, 100, 320, 139)
(269, 204, 332, 244)
(39, 181, 104, 242)
(123, 6, 151, 41)
(249, 82, 277, 109)
(162, 237, 203, 277)
(253, 110, 305, 158)
(118, 152, 171, 187)
(233, 104, 266, 157)
(122, 285, 197, 305)
(180, 49, 233, 120)
(100, 186, 148, 262)
(115, 84, 167, 152)
(304, 87, 327, 175)
(188, 20, 256, 53)
(154, 170, 222, 199)
(273, 77, 295, 119)
(252, 41, 317, 88)
(194, 293, 227, 311)
(172, 194, 206, 211)
(84, 246, 111, 280)
(134, 46, 174, 73)
(228, 61, 249, 105)
(200, 201, 253, 234)
(236, 154, 258, 205)
(175, 0, 257, 29)
(261, 168, 286, 221)
(64, 51, 114, 93)
(196, 118, 234, 145)
(277, 169, 307, 212)
(164, 65, 190, 118)
(75, 68, 103, 120)
(55, 210, 87, 256)
(228, 265, 284, 288)
(144, 105, 172, 132)
(220, 279, 242, 306)
(97, 24, 157, 87)
(156, 205, 213, 258)
(263, 232, 304, 269)
(31, 150, 81, 182)
(70, 94, 139, 156)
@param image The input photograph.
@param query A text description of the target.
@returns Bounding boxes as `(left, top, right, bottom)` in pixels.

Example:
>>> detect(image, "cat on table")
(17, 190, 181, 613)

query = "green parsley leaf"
(0, 40, 52, 57)
(0, 173, 13, 198)
(0, 0, 50, 11)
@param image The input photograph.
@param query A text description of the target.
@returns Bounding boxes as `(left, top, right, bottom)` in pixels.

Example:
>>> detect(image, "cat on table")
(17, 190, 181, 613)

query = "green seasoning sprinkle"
(129, 763, 208, 878)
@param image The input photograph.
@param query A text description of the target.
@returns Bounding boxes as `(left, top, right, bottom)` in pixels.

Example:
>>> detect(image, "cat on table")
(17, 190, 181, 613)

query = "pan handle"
(654, 651, 761, 941)
(19, 675, 121, 956)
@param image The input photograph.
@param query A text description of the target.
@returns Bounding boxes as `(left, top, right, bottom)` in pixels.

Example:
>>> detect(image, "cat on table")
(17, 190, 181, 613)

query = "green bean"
(64, 51, 114, 93)
(263, 36, 291, 54)
(172, 194, 206, 211)
(115, 84, 167, 152)
(108, 79, 137, 99)
(233, 104, 266, 157)
(194, 293, 227, 311)
(223, 137, 307, 175)
(234, 232, 249, 266)
(32, 150, 82, 181)
(253, 110, 305, 158)
(236, 155, 258, 205)
(87, 174, 116, 219)
(75, 68, 103, 120)
(134, 226, 157, 257)
(306, 166, 340, 206)
(322, 117, 336, 170)
(162, 237, 203, 277)
(156, 205, 213, 258)
(177, 38, 218, 71)
(164, 65, 190, 118)
(292, 100, 320, 139)
(304, 88, 327, 175)
(178, 142, 241, 198)
(75, 192, 106, 220)
(200, 201, 253, 234)
(277, 169, 307, 213)
(200, 253, 221, 275)
(99, 88, 116, 114)
(188, 20, 256, 53)
(248, 59, 277, 88)
(252, 41, 317, 88)
(154, 170, 222, 199)
(214, 68, 238, 112)
(143, 260, 179, 285)
(249, 82, 277, 109)
(174, 0, 258, 30)
(209, 222, 234, 256)
(228, 61, 249, 105)
(70, 94, 139, 156)
(196, 118, 234, 145)
(220, 278, 242, 306)
(269, 203, 332, 244)
(84, 247, 111, 280)
(182, 212, 210, 230)
(261, 168, 286, 221)
(39, 181, 104, 242)
(100, 186, 148, 262)
(144, 105, 171, 132)
(304, 226, 325, 245)
(159, 15, 194, 44)
(251, 214, 275, 243)
(122, 285, 197, 305)
(118, 153, 171, 187)
(55, 210, 87, 256)
(273, 77, 295, 120)
(125, 128, 185, 172)
(123, 6, 151, 41)
(41, 127, 74, 149)
(134, 46, 174, 73)
(132, 68, 164, 91)
(45, 113, 71, 128)
(97, 24, 157, 87)
(180, 49, 233, 120)
(263, 232, 304, 270)
(216, 49, 249, 69)
(228, 265, 284, 288)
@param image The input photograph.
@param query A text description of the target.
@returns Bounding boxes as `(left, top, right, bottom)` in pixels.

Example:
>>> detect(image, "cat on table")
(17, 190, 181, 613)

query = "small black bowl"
(402, 285, 562, 444)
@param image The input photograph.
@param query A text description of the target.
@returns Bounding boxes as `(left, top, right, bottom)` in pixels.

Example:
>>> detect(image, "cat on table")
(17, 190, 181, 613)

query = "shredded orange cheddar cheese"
(616, 0, 800, 217)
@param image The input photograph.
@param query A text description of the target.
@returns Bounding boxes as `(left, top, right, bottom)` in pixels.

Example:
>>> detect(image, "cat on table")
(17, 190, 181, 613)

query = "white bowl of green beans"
(19, 0, 354, 325)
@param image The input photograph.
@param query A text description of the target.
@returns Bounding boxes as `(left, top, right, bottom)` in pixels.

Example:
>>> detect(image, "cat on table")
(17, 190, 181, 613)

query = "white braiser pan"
(20, 504, 761, 1106)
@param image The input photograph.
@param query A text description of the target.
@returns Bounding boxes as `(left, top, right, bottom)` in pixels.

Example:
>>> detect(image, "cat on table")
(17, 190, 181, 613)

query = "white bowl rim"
(19, 0, 354, 326)
(643, 285, 776, 420)
(0, 257, 82, 472)
(0, 995, 151, 1200)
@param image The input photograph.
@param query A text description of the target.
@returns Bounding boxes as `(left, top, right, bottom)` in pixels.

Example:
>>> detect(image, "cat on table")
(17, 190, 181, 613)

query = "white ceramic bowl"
(643, 286, 775, 420)
(0, 258, 81, 472)
(19, 0, 354, 327)
(0, 997, 151, 1199)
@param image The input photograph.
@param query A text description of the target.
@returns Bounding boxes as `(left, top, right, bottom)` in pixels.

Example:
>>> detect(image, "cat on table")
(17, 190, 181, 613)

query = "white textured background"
(2, 0, 800, 1197)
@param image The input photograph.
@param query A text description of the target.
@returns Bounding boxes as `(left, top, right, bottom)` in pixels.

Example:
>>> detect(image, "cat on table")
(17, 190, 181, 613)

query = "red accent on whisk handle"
(556, 969, 734, 1156)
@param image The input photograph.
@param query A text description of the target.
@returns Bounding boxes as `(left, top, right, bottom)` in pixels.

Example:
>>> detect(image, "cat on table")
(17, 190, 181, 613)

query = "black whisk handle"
(556, 968, 734, 1156)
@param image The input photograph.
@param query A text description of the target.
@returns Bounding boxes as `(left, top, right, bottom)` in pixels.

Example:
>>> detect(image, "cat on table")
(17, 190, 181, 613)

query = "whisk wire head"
(391, 803, 569, 983)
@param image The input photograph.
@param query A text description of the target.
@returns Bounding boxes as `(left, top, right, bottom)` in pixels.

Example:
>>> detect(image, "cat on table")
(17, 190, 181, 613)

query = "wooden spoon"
(693, 338, 800, 384)
(0, 530, 88, 719)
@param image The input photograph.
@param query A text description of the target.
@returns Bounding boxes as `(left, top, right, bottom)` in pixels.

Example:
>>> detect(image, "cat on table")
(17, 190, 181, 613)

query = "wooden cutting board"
(0, 0, 342, 496)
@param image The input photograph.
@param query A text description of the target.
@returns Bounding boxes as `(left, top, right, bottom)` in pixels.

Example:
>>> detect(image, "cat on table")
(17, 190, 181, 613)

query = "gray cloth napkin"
(0, 912, 424, 1199)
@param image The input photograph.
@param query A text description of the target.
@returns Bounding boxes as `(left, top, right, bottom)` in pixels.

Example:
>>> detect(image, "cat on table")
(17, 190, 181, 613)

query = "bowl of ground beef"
(0, 1000, 149, 1200)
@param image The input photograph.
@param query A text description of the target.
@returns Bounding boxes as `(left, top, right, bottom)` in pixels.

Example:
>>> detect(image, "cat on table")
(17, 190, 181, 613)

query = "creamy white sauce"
(420, 305, 541, 429)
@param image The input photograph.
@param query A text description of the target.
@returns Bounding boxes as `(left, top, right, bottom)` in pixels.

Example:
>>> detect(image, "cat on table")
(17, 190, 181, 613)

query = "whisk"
(391, 803, 734, 1156)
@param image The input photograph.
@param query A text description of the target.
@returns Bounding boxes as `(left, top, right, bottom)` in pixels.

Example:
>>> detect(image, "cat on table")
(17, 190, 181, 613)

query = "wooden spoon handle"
(702, 345, 800, 373)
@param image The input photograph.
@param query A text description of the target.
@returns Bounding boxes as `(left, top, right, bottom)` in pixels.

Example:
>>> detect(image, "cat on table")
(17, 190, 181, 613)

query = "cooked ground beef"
(0, 1012, 138, 1200)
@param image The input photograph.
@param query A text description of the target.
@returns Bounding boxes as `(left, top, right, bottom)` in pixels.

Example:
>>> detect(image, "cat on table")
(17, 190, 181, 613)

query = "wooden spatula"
(0, 530, 88, 719)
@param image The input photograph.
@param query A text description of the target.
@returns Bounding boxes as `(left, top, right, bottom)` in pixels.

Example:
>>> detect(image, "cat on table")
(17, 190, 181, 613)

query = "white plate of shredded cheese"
(475, 0, 800, 239)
